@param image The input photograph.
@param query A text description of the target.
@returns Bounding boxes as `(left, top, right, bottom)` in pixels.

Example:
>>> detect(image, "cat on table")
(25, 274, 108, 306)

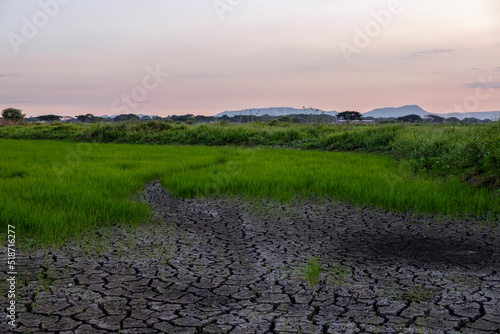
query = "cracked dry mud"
(2, 182, 500, 333)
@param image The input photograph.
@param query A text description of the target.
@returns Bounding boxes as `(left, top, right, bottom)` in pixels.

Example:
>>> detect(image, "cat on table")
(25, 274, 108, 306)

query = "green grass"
(0, 138, 498, 244)
(303, 256, 322, 286)
(1, 122, 499, 192)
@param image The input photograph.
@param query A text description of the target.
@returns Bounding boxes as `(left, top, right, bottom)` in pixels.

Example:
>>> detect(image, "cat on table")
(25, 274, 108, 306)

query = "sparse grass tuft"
(329, 262, 351, 285)
(392, 285, 436, 302)
(303, 256, 322, 286)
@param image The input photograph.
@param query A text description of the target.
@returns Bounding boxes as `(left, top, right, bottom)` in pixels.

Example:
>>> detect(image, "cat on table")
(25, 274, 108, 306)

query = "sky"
(1, 0, 499, 117)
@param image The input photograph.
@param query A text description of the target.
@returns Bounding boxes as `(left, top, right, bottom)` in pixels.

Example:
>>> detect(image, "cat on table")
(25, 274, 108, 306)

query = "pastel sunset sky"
(1, 0, 499, 117)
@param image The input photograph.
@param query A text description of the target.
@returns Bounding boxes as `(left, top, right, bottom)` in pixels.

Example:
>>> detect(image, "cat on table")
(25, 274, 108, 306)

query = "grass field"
(0, 139, 498, 244)
(1, 122, 499, 192)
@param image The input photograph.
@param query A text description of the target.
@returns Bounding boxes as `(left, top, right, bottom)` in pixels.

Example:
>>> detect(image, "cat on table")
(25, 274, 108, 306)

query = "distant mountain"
(363, 105, 499, 120)
(363, 105, 429, 118)
(96, 106, 498, 121)
(440, 111, 499, 120)
(215, 107, 338, 117)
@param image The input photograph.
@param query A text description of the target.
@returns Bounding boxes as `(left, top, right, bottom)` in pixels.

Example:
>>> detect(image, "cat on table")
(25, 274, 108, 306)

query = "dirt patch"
(1, 181, 499, 333)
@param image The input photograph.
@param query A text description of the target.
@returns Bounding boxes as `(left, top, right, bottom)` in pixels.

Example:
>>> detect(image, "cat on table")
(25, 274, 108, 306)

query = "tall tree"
(114, 114, 140, 122)
(446, 117, 461, 123)
(463, 117, 479, 123)
(2, 108, 25, 121)
(76, 114, 98, 123)
(425, 115, 445, 123)
(337, 111, 362, 121)
(397, 114, 422, 123)
(38, 115, 62, 122)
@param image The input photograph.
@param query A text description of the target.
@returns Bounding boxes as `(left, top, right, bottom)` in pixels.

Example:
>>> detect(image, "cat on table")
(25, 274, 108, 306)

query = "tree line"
(1, 108, 493, 124)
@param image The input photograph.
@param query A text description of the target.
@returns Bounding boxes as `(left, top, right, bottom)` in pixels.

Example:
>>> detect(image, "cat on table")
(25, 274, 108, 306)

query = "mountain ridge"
(91, 106, 499, 121)
(215, 107, 338, 117)
(216, 105, 499, 120)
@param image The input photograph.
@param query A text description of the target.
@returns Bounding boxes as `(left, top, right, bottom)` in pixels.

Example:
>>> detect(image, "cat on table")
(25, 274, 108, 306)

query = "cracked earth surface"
(2, 181, 500, 333)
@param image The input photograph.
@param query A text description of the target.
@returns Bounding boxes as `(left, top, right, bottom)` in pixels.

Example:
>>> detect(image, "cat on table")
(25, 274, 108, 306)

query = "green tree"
(446, 117, 461, 123)
(425, 115, 445, 123)
(2, 108, 25, 121)
(337, 111, 362, 121)
(397, 114, 422, 123)
(114, 114, 140, 122)
(463, 117, 479, 124)
(38, 114, 62, 122)
(76, 114, 99, 123)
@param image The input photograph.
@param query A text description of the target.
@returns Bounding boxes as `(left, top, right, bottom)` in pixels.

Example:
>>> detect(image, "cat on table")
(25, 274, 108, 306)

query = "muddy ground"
(1, 182, 499, 333)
